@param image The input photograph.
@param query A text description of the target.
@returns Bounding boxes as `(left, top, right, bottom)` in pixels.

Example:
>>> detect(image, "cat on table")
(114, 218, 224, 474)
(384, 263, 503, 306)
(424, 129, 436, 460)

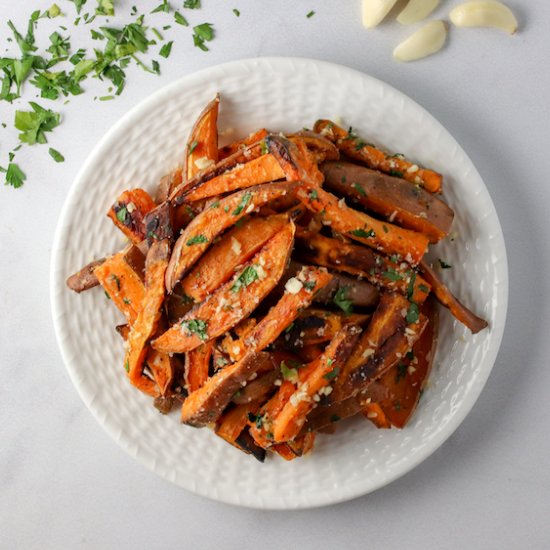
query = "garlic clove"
(449, 1, 518, 34)
(362, 0, 399, 28)
(393, 20, 447, 62)
(397, 0, 440, 25)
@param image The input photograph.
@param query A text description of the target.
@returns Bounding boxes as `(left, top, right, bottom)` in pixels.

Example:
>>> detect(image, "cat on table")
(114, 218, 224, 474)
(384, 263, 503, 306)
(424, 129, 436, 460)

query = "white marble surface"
(1, 1, 549, 548)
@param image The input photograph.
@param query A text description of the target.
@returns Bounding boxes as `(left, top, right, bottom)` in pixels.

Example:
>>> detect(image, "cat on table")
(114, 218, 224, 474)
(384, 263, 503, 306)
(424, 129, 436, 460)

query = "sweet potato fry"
(185, 341, 214, 393)
(227, 266, 333, 362)
(218, 128, 269, 160)
(296, 184, 429, 265)
(362, 403, 391, 429)
(313, 271, 379, 310)
(419, 260, 488, 333)
(144, 347, 174, 396)
(107, 189, 157, 244)
(322, 161, 454, 243)
(183, 154, 285, 202)
(335, 292, 410, 397)
(181, 213, 289, 302)
(66, 258, 105, 293)
(156, 168, 183, 203)
(170, 141, 264, 205)
(154, 222, 295, 353)
(123, 240, 170, 396)
(342, 315, 429, 401)
(376, 298, 439, 427)
(269, 325, 361, 443)
(266, 134, 324, 186)
(185, 94, 219, 180)
(94, 250, 146, 325)
(232, 370, 279, 404)
(143, 201, 174, 247)
(295, 230, 431, 304)
(165, 182, 298, 292)
(314, 119, 443, 193)
(272, 432, 316, 461)
(180, 352, 275, 427)
(216, 401, 262, 446)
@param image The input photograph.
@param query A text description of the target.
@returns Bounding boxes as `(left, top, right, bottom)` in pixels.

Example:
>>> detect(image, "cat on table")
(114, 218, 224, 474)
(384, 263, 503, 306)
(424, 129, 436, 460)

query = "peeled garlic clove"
(393, 20, 447, 62)
(362, 0, 399, 28)
(449, 1, 518, 34)
(397, 0, 440, 25)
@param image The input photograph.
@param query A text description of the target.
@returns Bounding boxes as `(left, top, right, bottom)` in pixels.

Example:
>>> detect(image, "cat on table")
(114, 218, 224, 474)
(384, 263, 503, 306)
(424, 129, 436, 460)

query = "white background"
(1, 1, 549, 549)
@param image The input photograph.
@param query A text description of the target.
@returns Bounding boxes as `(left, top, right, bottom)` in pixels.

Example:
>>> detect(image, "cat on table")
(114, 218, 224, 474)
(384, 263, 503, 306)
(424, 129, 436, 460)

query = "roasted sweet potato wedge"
(165, 182, 298, 292)
(143, 201, 174, 247)
(420, 260, 488, 334)
(123, 239, 170, 396)
(295, 230, 431, 304)
(287, 131, 340, 163)
(296, 184, 430, 265)
(181, 352, 275, 427)
(376, 298, 438, 427)
(322, 161, 454, 243)
(183, 154, 285, 202)
(154, 222, 295, 353)
(185, 341, 214, 393)
(156, 168, 183, 203)
(66, 258, 105, 293)
(232, 370, 279, 404)
(107, 189, 157, 244)
(184, 94, 219, 180)
(314, 119, 443, 193)
(313, 271, 379, 310)
(181, 213, 290, 302)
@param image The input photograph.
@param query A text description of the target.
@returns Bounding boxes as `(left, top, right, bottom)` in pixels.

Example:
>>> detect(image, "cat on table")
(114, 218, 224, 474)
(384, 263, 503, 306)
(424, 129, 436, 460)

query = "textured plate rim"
(50, 56, 508, 510)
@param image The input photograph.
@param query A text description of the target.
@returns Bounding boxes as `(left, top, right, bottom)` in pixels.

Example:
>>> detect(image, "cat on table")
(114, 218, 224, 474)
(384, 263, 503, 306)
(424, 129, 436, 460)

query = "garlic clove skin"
(449, 1, 518, 34)
(362, 0, 399, 28)
(393, 20, 447, 62)
(397, 0, 440, 25)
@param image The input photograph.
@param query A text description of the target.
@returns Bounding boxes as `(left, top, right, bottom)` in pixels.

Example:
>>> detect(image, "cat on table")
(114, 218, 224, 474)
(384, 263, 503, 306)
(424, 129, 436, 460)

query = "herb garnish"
(231, 265, 258, 292)
(186, 234, 208, 246)
(351, 228, 375, 239)
(232, 191, 252, 216)
(406, 302, 420, 324)
(333, 286, 353, 315)
(180, 318, 208, 340)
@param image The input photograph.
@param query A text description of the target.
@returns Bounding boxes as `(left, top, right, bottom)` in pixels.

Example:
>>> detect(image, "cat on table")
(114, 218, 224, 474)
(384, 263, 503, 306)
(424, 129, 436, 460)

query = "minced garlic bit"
(362, 348, 375, 359)
(194, 157, 215, 171)
(230, 237, 242, 255)
(290, 383, 310, 407)
(407, 164, 419, 173)
(126, 201, 136, 213)
(285, 277, 303, 294)
(367, 411, 378, 419)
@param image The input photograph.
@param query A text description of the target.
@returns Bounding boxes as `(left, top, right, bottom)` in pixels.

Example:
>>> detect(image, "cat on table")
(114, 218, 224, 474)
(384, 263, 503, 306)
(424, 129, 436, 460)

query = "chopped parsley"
(186, 234, 208, 246)
(124, 359, 129, 372)
(151, 0, 171, 14)
(280, 361, 298, 382)
(308, 188, 318, 200)
(159, 41, 173, 58)
(406, 302, 420, 324)
(351, 228, 375, 239)
(333, 286, 353, 315)
(407, 271, 416, 300)
(306, 10, 315, 18)
(382, 224, 389, 233)
(174, 11, 189, 26)
(15, 102, 60, 145)
(323, 366, 340, 380)
(351, 182, 366, 196)
(96, 0, 115, 16)
(418, 284, 430, 293)
(396, 362, 407, 383)
(180, 318, 208, 341)
(2, 163, 26, 188)
(193, 23, 215, 51)
(48, 147, 65, 162)
(389, 169, 404, 178)
(303, 280, 316, 291)
(188, 140, 198, 155)
(232, 8, 240, 17)
(115, 205, 128, 224)
(231, 265, 258, 292)
(382, 269, 403, 282)
(232, 191, 252, 216)
(438, 258, 452, 269)
(184, 0, 201, 8)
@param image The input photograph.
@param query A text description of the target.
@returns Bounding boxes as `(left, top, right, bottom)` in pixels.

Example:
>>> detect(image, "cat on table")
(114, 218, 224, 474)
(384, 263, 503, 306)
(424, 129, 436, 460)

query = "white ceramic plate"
(51, 58, 508, 509)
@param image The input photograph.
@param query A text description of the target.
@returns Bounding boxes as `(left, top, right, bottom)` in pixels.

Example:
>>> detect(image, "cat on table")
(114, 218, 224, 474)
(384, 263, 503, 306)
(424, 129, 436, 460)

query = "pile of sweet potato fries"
(67, 94, 488, 462)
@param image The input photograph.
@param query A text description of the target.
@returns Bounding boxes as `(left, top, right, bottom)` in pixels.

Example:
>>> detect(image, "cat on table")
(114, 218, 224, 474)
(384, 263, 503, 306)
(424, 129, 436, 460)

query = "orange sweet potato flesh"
(107, 189, 157, 244)
(181, 213, 289, 302)
(270, 325, 361, 443)
(185, 341, 214, 393)
(295, 229, 431, 303)
(296, 184, 429, 266)
(321, 161, 454, 243)
(314, 119, 443, 193)
(216, 401, 262, 444)
(145, 347, 174, 396)
(287, 131, 340, 163)
(218, 129, 269, 160)
(165, 182, 298, 292)
(123, 240, 170, 396)
(94, 250, 146, 325)
(362, 403, 391, 429)
(420, 260, 488, 334)
(227, 266, 333, 362)
(183, 154, 285, 202)
(272, 432, 316, 461)
(170, 141, 264, 205)
(376, 298, 439, 428)
(181, 352, 275, 427)
(154, 222, 295, 354)
(185, 94, 219, 180)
